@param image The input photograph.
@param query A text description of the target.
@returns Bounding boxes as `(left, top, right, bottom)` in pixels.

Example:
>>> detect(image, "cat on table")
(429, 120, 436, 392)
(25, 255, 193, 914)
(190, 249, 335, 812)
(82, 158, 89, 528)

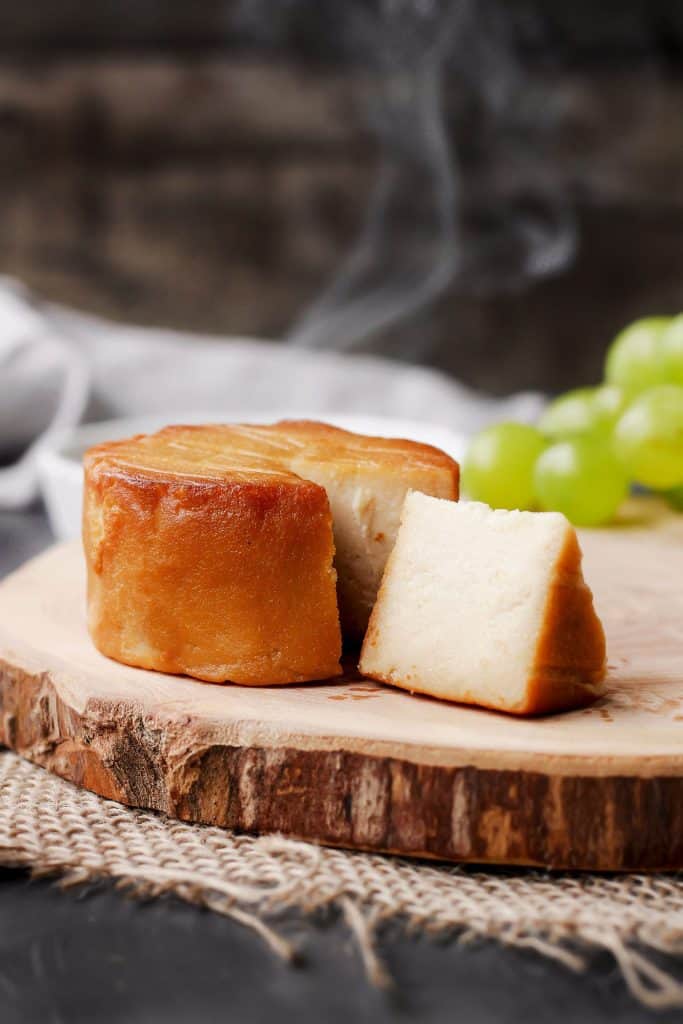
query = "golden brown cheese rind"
(84, 452, 342, 685)
(522, 529, 606, 715)
(83, 420, 459, 684)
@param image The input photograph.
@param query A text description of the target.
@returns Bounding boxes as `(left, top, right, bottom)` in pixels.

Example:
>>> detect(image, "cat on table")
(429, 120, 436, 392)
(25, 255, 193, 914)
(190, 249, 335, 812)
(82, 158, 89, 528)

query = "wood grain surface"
(3, 52, 683, 394)
(0, 502, 682, 870)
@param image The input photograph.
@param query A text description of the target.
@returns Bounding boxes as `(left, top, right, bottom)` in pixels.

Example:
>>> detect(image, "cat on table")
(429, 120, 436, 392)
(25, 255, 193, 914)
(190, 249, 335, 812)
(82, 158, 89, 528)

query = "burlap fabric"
(2, 750, 683, 1010)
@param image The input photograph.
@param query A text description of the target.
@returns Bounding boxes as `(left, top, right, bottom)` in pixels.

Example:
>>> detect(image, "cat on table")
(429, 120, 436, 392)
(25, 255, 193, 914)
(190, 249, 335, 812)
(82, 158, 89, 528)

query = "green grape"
(463, 422, 546, 510)
(604, 317, 670, 399)
(614, 385, 683, 488)
(538, 385, 625, 441)
(663, 484, 683, 511)
(660, 315, 683, 386)
(533, 438, 628, 527)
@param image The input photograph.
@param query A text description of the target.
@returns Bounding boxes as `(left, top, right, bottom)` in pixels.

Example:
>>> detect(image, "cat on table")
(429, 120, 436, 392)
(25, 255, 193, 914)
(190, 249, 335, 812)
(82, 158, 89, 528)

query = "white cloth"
(0, 276, 543, 509)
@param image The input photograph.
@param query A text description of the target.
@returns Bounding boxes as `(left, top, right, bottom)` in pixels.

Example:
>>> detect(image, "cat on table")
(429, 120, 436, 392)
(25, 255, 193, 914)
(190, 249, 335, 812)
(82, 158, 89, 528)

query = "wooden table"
(0, 507, 679, 1024)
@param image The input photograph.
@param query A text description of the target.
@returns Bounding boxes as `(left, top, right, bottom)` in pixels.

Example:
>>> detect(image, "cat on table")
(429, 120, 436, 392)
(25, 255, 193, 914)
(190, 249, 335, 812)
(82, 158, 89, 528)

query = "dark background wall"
(1, 1, 682, 393)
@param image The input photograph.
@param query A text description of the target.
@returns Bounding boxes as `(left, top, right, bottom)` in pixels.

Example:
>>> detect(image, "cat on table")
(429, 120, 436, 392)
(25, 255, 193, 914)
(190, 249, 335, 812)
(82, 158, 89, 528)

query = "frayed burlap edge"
(2, 751, 683, 1010)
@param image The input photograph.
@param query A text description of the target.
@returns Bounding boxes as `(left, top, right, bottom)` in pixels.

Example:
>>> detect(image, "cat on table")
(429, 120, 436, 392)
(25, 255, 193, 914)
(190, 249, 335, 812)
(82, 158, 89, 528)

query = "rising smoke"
(237, 0, 576, 356)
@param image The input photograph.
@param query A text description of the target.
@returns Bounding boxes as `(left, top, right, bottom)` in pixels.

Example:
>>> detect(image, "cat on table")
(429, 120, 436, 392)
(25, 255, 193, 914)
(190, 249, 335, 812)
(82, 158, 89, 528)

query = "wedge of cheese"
(359, 494, 606, 714)
(83, 421, 458, 684)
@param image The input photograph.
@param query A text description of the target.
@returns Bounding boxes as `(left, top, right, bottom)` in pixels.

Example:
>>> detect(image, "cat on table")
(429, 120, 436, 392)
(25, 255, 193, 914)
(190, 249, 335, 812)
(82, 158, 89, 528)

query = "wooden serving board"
(1, 503, 682, 871)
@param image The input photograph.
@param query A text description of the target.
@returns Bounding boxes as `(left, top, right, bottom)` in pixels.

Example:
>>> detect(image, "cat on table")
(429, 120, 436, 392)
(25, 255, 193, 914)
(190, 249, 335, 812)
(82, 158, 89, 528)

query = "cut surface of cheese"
(359, 494, 606, 715)
(83, 421, 458, 684)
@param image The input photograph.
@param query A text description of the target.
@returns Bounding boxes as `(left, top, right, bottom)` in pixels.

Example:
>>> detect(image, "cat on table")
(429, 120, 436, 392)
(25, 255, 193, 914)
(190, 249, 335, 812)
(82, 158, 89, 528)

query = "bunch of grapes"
(463, 316, 683, 526)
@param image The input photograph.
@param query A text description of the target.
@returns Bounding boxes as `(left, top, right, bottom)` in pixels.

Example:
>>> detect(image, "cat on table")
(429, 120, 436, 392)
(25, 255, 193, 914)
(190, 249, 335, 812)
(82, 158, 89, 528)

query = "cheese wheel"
(359, 495, 606, 715)
(83, 421, 459, 684)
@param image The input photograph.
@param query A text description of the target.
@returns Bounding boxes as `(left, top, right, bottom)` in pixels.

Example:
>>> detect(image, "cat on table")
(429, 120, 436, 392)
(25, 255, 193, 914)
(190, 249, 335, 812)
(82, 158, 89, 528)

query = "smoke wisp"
(238, 0, 576, 357)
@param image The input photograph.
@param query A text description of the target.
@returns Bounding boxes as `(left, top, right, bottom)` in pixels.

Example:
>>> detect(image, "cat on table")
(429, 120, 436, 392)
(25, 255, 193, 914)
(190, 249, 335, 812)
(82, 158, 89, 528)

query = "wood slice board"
(0, 505, 682, 870)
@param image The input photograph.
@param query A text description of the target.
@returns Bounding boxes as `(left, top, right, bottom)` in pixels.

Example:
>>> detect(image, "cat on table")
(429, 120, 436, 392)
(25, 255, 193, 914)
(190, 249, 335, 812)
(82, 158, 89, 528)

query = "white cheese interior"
(290, 460, 408, 637)
(361, 494, 569, 711)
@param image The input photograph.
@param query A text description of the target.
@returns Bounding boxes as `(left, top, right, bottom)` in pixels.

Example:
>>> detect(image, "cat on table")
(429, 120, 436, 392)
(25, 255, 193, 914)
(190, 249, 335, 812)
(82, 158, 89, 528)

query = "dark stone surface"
(1, 868, 683, 1024)
(0, 506, 681, 1022)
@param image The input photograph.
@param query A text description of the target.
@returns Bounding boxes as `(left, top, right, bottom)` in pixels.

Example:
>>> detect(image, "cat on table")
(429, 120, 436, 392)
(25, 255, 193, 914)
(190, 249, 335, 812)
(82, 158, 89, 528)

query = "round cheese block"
(83, 421, 459, 685)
